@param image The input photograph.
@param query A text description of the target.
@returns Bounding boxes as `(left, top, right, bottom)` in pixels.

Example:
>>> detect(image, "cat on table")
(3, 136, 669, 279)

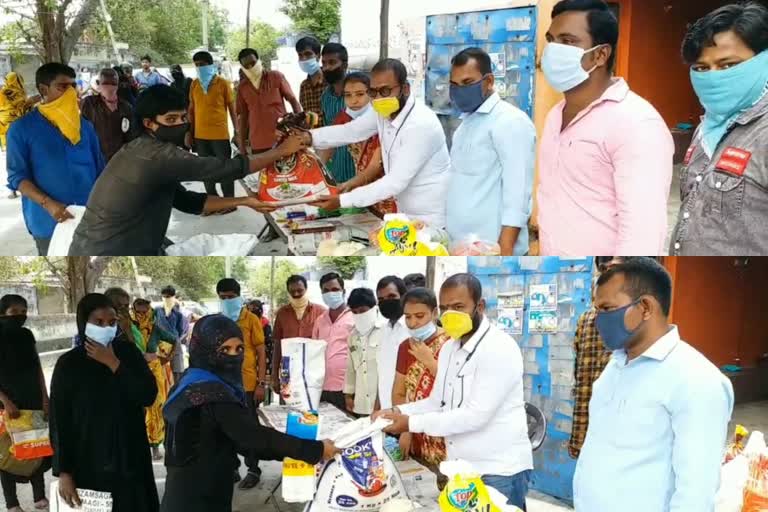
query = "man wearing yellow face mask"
(376, 273, 533, 511)
(306, 59, 450, 229)
(5, 63, 105, 255)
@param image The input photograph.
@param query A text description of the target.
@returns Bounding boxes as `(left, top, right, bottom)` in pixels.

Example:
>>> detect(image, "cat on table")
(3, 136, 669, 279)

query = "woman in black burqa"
(49, 293, 159, 511)
(0, 295, 51, 512)
(161, 315, 337, 512)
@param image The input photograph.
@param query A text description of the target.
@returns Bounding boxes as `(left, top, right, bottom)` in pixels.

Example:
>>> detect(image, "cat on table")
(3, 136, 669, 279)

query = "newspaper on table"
(260, 402, 354, 439)
(50, 481, 112, 512)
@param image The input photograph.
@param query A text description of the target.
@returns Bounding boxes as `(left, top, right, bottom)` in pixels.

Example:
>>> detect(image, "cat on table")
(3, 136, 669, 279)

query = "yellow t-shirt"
(190, 76, 232, 141)
(237, 308, 265, 392)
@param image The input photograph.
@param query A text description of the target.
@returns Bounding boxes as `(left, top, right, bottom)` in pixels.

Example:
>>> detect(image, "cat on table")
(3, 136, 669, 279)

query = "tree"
(280, 0, 340, 43)
(39, 257, 113, 312)
(0, 257, 23, 281)
(317, 257, 366, 280)
(249, 259, 303, 309)
(133, 257, 249, 301)
(1, 0, 102, 63)
(225, 21, 281, 67)
(380, 0, 389, 59)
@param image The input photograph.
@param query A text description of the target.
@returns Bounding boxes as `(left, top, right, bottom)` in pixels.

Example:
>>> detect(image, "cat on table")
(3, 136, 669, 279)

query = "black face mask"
(378, 299, 403, 321)
(154, 121, 190, 148)
(171, 72, 184, 81)
(212, 352, 244, 388)
(323, 67, 345, 84)
(0, 315, 27, 330)
(253, 308, 263, 318)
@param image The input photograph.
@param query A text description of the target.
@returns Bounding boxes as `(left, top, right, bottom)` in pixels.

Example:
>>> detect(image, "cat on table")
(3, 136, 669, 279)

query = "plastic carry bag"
(439, 460, 523, 512)
(279, 338, 327, 412)
(47, 206, 86, 256)
(306, 417, 408, 512)
(716, 431, 767, 512)
(165, 234, 258, 256)
(50, 480, 112, 512)
(0, 412, 43, 477)
(5, 410, 54, 460)
(283, 410, 321, 503)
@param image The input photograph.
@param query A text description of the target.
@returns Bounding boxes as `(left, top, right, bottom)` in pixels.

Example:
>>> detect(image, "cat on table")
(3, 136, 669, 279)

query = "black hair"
(0, 294, 27, 315)
(551, 0, 619, 71)
(103, 287, 130, 305)
(133, 298, 151, 307)
(141, 55, 152, 62)
(320, 272, 345, 290)
(286, 274, 308, 289)
(249, 299, 263, 308)
(596, 257, 672, 316)
(404, 273, 427, 289)
(376, 275, 407, 296)
(403, 287, 438, 310)
(193, 51, 214, 65)
(371, 58, 408, 85)
(344, 72, 370, 89)
(682, 2, 768, 64)
(99, 67, 118, 80)
(161, 285, 177, 297)
(238, 48, 259, 62)
(348, 288, 377, 309)
(451, 47, 492, 75)
(76, 293, 115, 338)
(135, 85, 186, 127)
(35, 62, 76, 89)
(296, 36, 322, 56)
(216, 278, 241, 296)
(321, 42, 348, 64)
(441, 273, 483, 304)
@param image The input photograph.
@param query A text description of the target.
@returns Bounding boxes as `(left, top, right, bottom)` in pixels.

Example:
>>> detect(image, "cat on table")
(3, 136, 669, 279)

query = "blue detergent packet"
(340, 436, 388, 496)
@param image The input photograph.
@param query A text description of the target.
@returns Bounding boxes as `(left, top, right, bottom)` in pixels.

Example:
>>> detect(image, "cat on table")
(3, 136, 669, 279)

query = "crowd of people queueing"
(2, 0, 767, 256)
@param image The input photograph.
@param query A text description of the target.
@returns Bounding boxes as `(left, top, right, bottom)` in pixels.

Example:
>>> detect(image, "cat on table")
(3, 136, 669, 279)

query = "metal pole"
(379, 0, 390, 60)
(426, 257, 436, 290)
(98, 0, 121, 62)
(202, 0, 210, 50)
(245, 0, 252, 48)
(269, 256, 276, 320)
(225, 256, 232, 278)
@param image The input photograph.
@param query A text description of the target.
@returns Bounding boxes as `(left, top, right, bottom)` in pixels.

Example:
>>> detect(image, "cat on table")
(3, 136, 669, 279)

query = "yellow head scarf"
(2, 73, 26, 104)
(37, 86, 81, 145)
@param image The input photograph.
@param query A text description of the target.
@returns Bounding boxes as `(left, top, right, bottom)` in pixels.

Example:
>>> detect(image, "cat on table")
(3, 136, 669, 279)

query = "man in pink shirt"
(537, 0, 674, 256)
(312, 271, 355, 411)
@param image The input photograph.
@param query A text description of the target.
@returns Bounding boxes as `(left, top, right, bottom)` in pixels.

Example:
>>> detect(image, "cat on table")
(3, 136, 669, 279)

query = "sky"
(211, 0, 291, 29)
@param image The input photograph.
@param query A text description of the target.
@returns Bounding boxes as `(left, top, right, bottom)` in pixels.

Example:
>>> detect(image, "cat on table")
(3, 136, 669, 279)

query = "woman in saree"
(327, 72, 397, 217)
(0, 73, 39, 150)
(392, 287, 450, 472)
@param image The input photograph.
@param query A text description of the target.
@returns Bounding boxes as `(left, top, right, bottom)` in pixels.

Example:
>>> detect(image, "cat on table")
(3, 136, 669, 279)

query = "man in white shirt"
(375, 276, 410, 411)
(344, 288, 387, 416)
(379, 273, 533, 510)
(304, 59, 451, 228)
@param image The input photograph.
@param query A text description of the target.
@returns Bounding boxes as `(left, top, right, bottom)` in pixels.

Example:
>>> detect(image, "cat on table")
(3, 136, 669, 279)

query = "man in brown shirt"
(295, 36, 327, 125)
(80, 68, 138, 161)
(271, 274, 326, 391)
(236, 48, 301, 154)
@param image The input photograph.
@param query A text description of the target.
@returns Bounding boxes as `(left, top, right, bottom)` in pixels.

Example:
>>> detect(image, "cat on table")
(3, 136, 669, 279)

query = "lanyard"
(440, 325, 491, 409)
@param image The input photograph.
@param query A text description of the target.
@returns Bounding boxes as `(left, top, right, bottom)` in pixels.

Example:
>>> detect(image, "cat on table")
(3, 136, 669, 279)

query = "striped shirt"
(321, 86, 356, 183)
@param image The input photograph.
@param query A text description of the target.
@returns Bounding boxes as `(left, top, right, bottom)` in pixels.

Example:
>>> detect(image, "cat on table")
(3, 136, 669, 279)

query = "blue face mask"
(220, 297, 244, 322)
(197, 64, 217, 92)
(85, 322, 117, 346)
(409, 321, 437, 343)
(346, 103, 371, 120)
(450, 77, 489, 113)
(322, 291, 346, 310)
(299, 58, 321, 76)
(690, 50, 768, 157)
(594, 300, 643, 351)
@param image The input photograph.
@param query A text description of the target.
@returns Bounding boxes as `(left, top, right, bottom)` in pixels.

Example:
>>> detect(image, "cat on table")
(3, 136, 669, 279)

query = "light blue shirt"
(446, 93, 535, 255)
(574, 327, 734, 512)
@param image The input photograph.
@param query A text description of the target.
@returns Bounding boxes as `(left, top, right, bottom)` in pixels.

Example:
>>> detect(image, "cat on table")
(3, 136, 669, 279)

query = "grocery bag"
(48, 206, 86, 256)
(438, 460, 523, 512)
(306, 417, 408, 512)
(0, 412, 43, 477)
(165, 234, 259, 256)
(283, 410, 322, 503)
(280, 338, 327, 412)
(6, 410, 54, 460)
(743, 448, 768, 512)
(50, 481, 112, 512)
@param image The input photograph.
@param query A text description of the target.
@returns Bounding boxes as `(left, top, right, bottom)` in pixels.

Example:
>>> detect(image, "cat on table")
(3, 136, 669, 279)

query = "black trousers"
(195, 138, 234, 197)
(0, 469, 46, 509)
(321, 390, 346, 411)
(239, 393, 261, 475)
(34, 237, 51, 256)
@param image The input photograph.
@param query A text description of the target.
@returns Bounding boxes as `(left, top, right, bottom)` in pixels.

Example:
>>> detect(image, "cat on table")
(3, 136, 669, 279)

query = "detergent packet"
(280, 337, 327, 412)
(283, 410, 322, 503)
(439, 461, 522, 512)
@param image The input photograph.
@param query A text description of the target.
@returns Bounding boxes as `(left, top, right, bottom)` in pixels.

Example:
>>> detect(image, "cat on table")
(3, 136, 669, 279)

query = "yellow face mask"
(372, 96, 401, 117)
(38, 86, 81, 145)
(440, 310, 474, 340)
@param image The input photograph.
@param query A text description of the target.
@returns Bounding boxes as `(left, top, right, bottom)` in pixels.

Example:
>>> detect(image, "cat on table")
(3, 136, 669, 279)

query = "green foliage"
(249, 259, 303, 308)
(280, 0, 341, 43)
(0, 257, 22, 281)
(317, 257, 367, 280)
(225, 21, 281, 68)
(133, 257, 249, 301)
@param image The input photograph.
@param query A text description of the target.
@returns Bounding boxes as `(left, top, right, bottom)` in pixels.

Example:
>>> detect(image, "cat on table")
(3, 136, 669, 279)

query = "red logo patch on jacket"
(715, 147, 752, 177)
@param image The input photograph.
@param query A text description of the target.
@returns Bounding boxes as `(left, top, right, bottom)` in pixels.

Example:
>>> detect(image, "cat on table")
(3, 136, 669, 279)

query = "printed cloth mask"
(450, 77, 489, 113)
(372, 96, 401, 118)
(220, 297, 244, 322)
(299, 58, 321, 76)
(85, 323, 117, 346)
(409, 321, 437, 342)
(38, 86, 81, 145)
(542, 43, 602, 93)
(243, 61, 264, 89)
(346, 103, 371, 120)
(440, 310, 476, 340)
(378, 299, 403, 321)
(353, 308, 378, 334)
(197, 64, 217, 93)
(162, 297, 176, 314)
(289, 295, 309, 311)
(690, 50, 768, 157)
(322, 291, 346, 310)
(155, 121, 190, 148)
(595, 300, 644, 351)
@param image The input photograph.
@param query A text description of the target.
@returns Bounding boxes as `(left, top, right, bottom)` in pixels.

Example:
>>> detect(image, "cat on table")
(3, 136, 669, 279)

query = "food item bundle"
(5, 410, 53, 460)
(375, 215, 449, 256)
(724, 425, 749, 464)
(439, 461, 522, 512)
(279, 337, 327, 412)
(0, 412, 44, 477)
(743, 450, 768, 512)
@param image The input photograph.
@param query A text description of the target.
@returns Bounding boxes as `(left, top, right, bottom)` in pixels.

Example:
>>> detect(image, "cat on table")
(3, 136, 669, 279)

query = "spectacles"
(368, 84, 402, 99)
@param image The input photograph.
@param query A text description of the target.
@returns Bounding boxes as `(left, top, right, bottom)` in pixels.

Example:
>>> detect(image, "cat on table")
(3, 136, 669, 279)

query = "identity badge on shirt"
(121, 117, 130, 134)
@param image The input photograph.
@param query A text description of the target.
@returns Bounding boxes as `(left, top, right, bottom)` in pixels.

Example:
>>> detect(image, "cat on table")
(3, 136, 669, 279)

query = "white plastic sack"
(306, 417, 408, 512)
(283, 410, 322, 503)
(50, 481, 112, 512)
(47, 206, 86, 256)
(715, 455, 749, 512)
(165, 234, 258, 256)
(280, 338, 327, 412)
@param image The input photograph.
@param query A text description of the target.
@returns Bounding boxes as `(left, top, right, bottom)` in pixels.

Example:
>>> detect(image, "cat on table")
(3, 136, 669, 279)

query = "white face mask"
(346, 103, 371, 120)
(541, 43, 602, 93)
(85, 322, 117, 346)
(353, 308, 378, 334)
